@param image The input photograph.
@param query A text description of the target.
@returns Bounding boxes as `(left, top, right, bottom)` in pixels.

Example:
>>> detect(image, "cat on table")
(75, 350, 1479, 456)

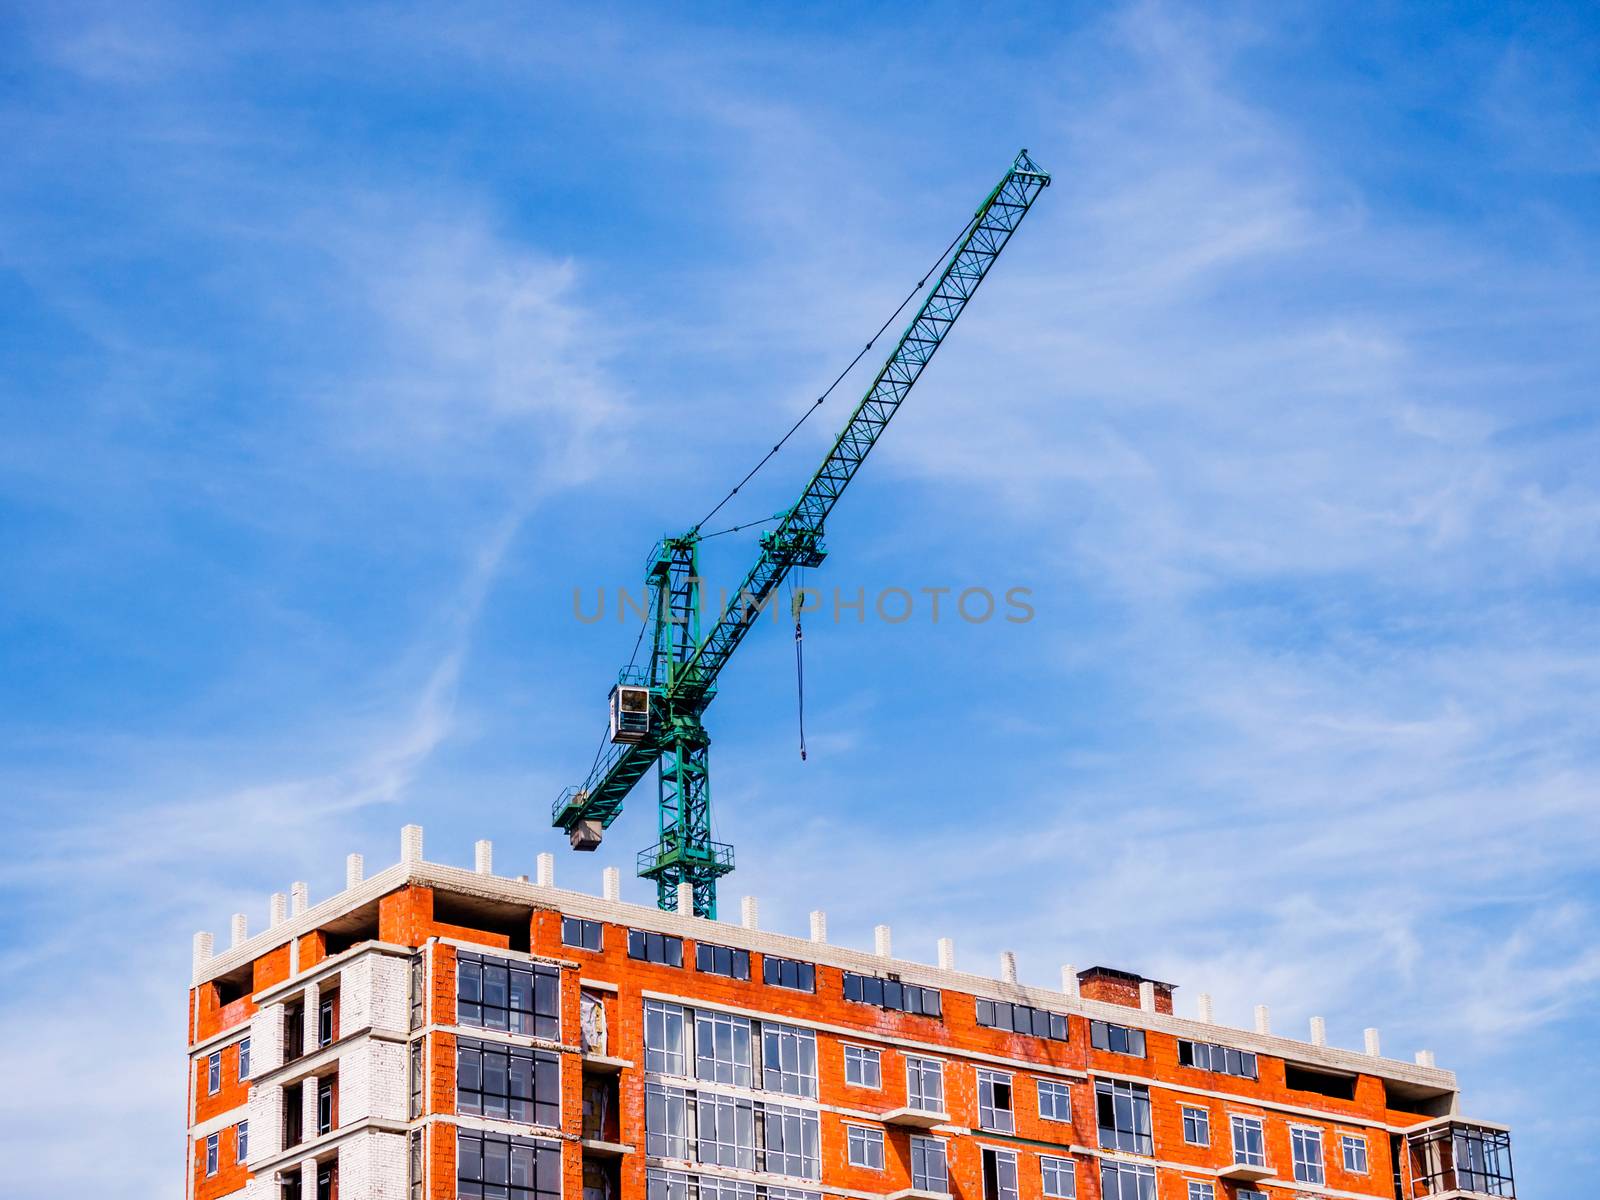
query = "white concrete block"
(1364, 1027, 1382, 1056)
(346, 853, 365, 888)
(937, 938, 956, 970)
(474, 839, 493, 874)
(676, 882, 694, 916)
(1000, 951, 1018, 984)
(1138, 980, 1156, 1012)
(1060, 964, 1079, 997)
(809, 910, 827, 943)
(270, 893, 287, 927)
(291, 882, 309, 916)
(741, 896, 759, 929)
(874, 924, 892, 957)
(1254, 1004, 1271, 1035)
(401, 823, 424, 864)
(602, 867, 621, 901)
(1310, 1015, 1327, 1046)
(536, 852, 554, 887)
(1197, 992, 1214, 1023)
(193, 931, 214, 973)
(231, 914, 248, 948)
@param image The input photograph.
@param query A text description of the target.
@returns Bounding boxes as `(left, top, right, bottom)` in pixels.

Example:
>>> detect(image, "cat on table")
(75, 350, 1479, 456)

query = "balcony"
(1408, 1120, 1515, 1198)
(1216, 1160, 1274, 1184)
(881, 1104, 950, 1129)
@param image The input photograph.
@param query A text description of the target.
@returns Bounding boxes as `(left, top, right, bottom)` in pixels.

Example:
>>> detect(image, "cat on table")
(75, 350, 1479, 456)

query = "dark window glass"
(205, 1133, 218, 1176)
(696, 942, 751, 980)
(562, 917, 603, 951)
(841, 972, 941, 1018)
(316, 1164, 336, 1200)
(1177, 1039, 1258, 1080)
(1089, 1020, 1146, 1057)
(458, 1037, 559, 1128)
(319, 997, 336, 1046)
(457, 1129, 561, 1200)
(628, 929, 685, 967)
(284, 1003, 305, 1063)
(457, 951, 560, 1039)
(317, 1076, 335, 1135)
(763, 956, 816, 992)
(237, 1120, 249, 1163)
(283, 1081, 303, 1147)
(976, 998, 1069, 1041)
(238, 1037, 251, 1080)
(1096, 1079, 1152, 1154)
(207, 1052, 221, 1093)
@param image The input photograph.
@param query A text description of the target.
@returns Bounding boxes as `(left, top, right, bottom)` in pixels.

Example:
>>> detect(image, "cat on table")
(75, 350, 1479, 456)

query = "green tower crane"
(552, 150, 1050, 918)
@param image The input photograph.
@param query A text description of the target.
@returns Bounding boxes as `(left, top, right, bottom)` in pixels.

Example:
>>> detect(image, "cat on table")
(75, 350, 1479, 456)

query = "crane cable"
(790, 570, 808, 761)
(690, 206, 984, 537)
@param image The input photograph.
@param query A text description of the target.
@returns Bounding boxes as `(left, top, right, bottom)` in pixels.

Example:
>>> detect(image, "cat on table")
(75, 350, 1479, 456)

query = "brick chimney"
(1077, 965, 1176, 1014)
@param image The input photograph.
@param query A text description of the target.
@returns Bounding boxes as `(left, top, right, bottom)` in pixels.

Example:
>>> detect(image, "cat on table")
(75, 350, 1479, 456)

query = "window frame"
(911, 1135, 948, 1194)
(841, 971, 942, 1018)
(1230, 1114, 1267, 1167)
(207, 1051, 221, 1095)
(761, 1021, 818, 1098)
(456, 951, 560, 1040)
(1096, 1079, 1153, 1155)
(1291, 1126, 1326, 1185)
(905, 1054, 946, 1113)
(843, 1043, 882, 1089)
(1341, 1132, 1369, 1174)
(1181, 1104, 1211, 1146)
(456, 1127, 561, 1200)
(456, 1036, 560, 1128)
(238, 1037, 251, 1081)
(694, 1009, 754, 1087)
(1099, 1161, 1156, 1200)
(846, 1124, 886, 1171)
(695, 942, 752, 980)
(628, 928, 685, 967)
(236, 1120, 248, 1164)
(644, 999, 688, 1076)
(762, 955, 816, 993)
(1089, 1020, 1146, 1057)
(204, 1132, 219, 1177)
(976, 1068, 1015, 1133)
(1037, 1078, 1073, 1123)
(1040, 1155, 1076, 1200)
(976, 997, 1069, 1041)
(561, 916, 603, 952)
(980, 1146, 1020, 1200)
(1186, 1183, 1215, 1200)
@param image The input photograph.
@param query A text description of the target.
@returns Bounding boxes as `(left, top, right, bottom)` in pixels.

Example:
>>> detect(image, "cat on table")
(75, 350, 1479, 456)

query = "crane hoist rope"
(552, 149, 1051, 918)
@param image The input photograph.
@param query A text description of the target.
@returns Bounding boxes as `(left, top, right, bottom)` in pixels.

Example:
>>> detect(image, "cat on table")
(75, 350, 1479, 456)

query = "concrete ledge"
(882, 1106, 950, 1129)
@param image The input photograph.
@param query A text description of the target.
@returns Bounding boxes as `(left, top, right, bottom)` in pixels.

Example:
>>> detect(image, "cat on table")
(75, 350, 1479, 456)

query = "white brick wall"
(369, 954, 410, 1030)
(342, 954, 374, 1032)
(340, 1129, 409, 1200)
(251, 1003, 284, 1077)
(247, 1075, 283, 1161)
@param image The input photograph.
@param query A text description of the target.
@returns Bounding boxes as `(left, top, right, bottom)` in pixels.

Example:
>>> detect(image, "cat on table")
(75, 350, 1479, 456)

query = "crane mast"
(553, 150, 1050, 917)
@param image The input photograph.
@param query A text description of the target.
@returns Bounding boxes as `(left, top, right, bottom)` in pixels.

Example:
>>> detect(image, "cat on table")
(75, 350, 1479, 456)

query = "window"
(410, 953, 425, 1030)
(847, 1125, 884, 1170)
(648, 1171, 691, 1200)
(1292, 1127, 1325, 1184)
(1041, 1156, 1076, 1199)
(204, 1132, 218, 1176)
(458, 1038, 560, 1128)
(977, 1068, 1015, 1133)
(283, 1080, 303, 1147)
(1089, 1020, 1145, 1056)
(695, 1010, 754, 1086)
(1186, 1184, 1215, 1200)
(843, 1044, 881, 1088)
(457, 1129, 561, 1200)
(319, 995, 336, 1046)
(1177, 1039, 1258, 1080)
(763, 956, 815, 992)
(236, 1121, 249, 1164)
(645, 1084, 691, 1158)
(562, 917, 603, 951)
(645, 1000, 688, 1076)
(763, 1103, 821, 1179)
(410, 1128, 424, 1200)
(317, 1075, 335, 1135)
(981, 1147, 1019, 1200)
(410, 1039, 423, 1119)
(284, 1001, 305, 1063)
(1231, 1116, 1266, 1166)
(695, 942, 751, 980)
(1099, 1162, 1155, 1200)
(207, 1052, 221, 1094)
(317, 1163, 337, 1200)
(629, 929, 684, 967)
(976, 998, 1069, 1041)
(1181, 1105, 1210, 1146)
(457, 951, 560, 1039)
(1237, 1193, 1268, 1200)
(1037, 1079, 1072, 1122)
(911, 1137, 948, 1193)
(698, 1093, 757, 1169)
(905, 1055, 945, 1112)
(841, 971, 941, 1017)
(1342, 1133, 1369, 1174)
(1096, 1080, 1152, 1154)
(238, 1038, 251, 1080)
(762, 1022, 818, 1098)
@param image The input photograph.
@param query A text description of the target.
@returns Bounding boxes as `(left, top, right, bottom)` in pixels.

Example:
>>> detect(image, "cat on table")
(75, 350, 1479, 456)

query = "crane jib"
(552, 150, 1049, 914)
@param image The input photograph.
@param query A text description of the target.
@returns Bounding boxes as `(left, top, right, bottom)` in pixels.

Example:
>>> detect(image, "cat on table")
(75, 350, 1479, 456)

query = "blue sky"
(2, 2, 1597, 1195)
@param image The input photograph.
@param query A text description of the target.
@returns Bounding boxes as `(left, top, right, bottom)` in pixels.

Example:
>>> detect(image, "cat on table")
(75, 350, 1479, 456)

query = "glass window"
(644, 1000, 688, 1076)
(1342, 1133, 1369, 1174)
(562, 917, 603, 951)
(911, 1136, 948, 1193)
(1186, 1184, 1215, 1200)
(410, 1039, 423, 1119)
(1041, 1156, 1075, 1199)
(762, 1022, 818, 1098)
(1099, 1162, 1155, 1200)
(1177, 1039, 1257, 1080)
(457, 1129, 560, 1200)
(236, 1121, 248, 1164)
(763, 956, 816, 992)
(844, 1044, 881, 1088)
(1292, 1128, 1324, 1184)
(647, 1171, 691, 1200)
(977, 1068, 1015, 1133)
(457, 1037, 559, 1128)
(695, 942, 751, 980)
(628, 929, 684, 967)
(317, 1076, 334, 1135)
(204, 1132, 218, 1176)
(1096, 1080, 1152, 1154)
(694, 1010, 754, 1087)
(319, 996, 336, 1046)
(1038, 1079, 1072, 1122)
(1089, 1020, 1145, 1057)
(763, 1103, 821, 1179)
(644, 1084, 690, 1159)
(976, 998, 1069, 1041)
(847, 1125, 885, 1170)
(457, 952, 560, 1040)
(1182, 1105, 1210, 1146)
(697, 1093, 757, 1169)
(238, 1038, 251, 1081)
(207, 1052, 221, 1094)
(1231, 1115, 1266, 1166)
(981, 1147, 1019, 1200)
(841, 971, 941, 1017)
(906, 1055, 945, 1112)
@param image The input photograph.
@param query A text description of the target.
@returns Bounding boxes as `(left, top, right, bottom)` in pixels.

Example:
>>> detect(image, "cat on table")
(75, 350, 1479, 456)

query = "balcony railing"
(1408, 1121, 1515, 1198)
